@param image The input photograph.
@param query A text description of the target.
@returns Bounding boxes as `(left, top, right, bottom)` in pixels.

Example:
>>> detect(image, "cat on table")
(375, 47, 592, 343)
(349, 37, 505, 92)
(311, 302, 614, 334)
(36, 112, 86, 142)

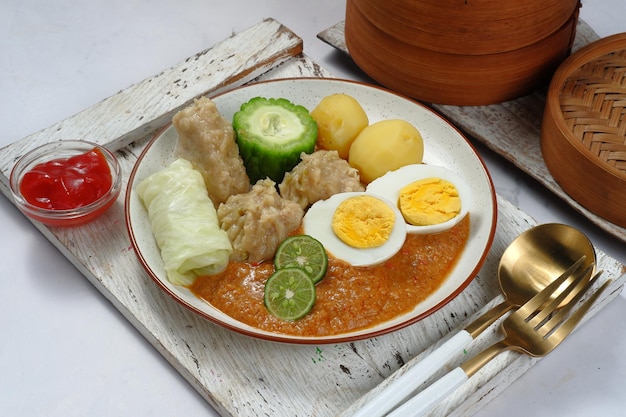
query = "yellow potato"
(310, 93, 369, 159)
(348, 119, 424, 184)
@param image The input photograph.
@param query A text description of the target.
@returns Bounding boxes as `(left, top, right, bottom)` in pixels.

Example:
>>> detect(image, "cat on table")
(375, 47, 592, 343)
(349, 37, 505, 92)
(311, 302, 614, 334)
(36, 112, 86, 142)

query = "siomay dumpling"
(137, 158, 232, 286)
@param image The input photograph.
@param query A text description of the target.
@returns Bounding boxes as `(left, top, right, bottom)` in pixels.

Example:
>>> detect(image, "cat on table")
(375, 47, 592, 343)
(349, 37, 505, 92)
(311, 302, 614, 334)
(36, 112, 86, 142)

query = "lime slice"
(264, 268, 316, 321)
(274, 235, 328, 284)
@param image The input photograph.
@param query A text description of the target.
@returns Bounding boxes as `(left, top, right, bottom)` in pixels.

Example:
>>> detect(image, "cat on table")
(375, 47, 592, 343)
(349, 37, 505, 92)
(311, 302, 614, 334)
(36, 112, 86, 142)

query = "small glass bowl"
(9, 140, 122, 227)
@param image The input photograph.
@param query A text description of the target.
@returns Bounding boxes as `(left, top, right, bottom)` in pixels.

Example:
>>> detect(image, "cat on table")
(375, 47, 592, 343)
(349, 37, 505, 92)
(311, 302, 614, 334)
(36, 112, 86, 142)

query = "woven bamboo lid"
(541, 33, 626, 227)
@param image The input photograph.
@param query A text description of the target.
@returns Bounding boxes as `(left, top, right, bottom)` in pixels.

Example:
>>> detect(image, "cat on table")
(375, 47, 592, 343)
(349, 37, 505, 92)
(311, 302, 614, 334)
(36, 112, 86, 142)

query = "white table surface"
(1, 1, 625, 416)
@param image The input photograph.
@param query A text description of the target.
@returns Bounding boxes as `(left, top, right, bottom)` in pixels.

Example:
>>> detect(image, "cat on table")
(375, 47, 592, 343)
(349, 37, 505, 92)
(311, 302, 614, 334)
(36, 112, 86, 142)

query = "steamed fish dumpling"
(137, 158, 232, 286)
(173, 96, 250, 206)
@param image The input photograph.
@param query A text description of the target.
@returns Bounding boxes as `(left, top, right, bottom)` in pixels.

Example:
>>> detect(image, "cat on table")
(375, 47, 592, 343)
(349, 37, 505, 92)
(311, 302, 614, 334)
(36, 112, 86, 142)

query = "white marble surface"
(1, 1, 625, 416)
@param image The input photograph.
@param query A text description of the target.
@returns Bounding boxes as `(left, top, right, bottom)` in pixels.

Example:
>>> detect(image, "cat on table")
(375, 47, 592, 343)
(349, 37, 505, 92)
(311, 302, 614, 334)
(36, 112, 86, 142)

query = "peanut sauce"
(190, 215, 470, 336)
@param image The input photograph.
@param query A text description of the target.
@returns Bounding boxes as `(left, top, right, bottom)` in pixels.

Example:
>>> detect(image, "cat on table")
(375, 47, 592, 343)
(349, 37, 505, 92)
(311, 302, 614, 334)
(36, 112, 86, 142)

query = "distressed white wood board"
(318, 19, 626, 244)
(0, 19, 623, 417)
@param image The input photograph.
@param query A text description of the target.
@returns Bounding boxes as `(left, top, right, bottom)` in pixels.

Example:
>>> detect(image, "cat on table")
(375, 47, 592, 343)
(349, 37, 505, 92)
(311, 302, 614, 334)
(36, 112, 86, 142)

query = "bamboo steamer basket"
(345, 0, 580, 105)
(541, 33, 626, 228)
(354, 0, 580, 55)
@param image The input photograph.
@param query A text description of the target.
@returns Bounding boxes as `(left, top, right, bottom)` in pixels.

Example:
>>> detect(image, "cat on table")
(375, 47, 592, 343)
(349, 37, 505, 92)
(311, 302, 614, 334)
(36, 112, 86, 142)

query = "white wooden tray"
(318, 19, 626, 244)
(0, 19, 624, 417)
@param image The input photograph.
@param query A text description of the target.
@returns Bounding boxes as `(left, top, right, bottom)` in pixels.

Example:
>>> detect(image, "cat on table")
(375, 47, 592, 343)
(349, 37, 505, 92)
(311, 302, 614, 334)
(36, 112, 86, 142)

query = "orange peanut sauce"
(190, 215, 470, 336)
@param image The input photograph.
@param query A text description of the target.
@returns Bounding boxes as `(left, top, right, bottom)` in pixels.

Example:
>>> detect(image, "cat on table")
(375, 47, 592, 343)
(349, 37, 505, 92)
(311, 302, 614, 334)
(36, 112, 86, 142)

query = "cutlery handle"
(387, 367, 469, 417)
(351, 330, 473, 417)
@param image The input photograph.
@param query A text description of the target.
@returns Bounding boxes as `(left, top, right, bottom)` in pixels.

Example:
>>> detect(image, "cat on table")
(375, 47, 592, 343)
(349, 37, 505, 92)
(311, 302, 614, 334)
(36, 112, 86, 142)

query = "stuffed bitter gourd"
(233, 97, 318, 183)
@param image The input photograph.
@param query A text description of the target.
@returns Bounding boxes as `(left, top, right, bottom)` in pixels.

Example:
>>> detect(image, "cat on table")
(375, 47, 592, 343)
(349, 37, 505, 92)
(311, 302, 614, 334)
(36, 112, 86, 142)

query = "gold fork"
(386, 263, 611, 417)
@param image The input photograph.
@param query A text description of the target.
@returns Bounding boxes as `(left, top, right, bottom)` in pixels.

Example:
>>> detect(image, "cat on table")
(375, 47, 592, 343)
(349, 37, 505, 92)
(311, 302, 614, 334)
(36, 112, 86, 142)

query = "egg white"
(366, 164, 472, 234)
(302, 191, 407, 267)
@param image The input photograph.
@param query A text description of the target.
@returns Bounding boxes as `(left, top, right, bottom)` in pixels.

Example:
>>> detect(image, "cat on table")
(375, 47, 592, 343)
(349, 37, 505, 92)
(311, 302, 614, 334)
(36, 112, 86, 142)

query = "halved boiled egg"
(302, 192, 406, 267)
(366, 164, 471, 234)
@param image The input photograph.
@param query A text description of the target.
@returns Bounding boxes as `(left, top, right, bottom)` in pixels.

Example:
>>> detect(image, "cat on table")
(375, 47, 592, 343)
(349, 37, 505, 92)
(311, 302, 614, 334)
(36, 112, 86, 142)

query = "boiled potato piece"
(349, 119, 424, 184)
(311, 93, 369, 159)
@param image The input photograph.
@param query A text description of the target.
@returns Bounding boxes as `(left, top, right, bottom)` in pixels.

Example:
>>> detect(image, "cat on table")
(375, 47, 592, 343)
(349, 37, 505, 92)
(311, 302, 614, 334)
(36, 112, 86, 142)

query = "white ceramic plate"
(125, 78, 497, 344)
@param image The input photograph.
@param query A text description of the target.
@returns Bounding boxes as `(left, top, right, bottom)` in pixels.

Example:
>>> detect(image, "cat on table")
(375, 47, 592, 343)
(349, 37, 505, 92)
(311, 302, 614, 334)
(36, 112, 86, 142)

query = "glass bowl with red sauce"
(10, 140, 122, 227)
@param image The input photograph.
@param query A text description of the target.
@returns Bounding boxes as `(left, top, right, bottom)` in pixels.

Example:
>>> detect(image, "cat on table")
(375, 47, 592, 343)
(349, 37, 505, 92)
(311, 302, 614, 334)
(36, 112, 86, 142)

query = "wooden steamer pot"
(344, 0, 581, 105)
(541, 33, 626, 228)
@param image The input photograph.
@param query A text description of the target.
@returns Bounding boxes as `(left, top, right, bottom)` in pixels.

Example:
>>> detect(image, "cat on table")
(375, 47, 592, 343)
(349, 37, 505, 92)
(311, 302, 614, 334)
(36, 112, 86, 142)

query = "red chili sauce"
(20, 148, 112, 210)
(190, 216, 470, 337)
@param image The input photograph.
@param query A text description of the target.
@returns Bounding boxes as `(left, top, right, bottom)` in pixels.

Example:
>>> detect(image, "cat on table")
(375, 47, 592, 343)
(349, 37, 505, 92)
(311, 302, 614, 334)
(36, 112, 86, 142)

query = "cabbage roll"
(137, 158, 232, 286)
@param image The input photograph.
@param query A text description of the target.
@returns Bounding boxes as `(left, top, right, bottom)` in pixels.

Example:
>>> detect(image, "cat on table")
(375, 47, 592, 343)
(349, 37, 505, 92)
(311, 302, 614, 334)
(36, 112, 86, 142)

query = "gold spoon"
(468, 222, 596, 335)
(351, 223, 595, 417)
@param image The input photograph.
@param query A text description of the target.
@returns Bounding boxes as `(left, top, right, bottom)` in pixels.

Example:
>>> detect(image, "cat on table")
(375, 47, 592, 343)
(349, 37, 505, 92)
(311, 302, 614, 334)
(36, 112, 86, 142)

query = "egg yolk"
(331, 195, 395, 248)
(398, 177, 461, 226)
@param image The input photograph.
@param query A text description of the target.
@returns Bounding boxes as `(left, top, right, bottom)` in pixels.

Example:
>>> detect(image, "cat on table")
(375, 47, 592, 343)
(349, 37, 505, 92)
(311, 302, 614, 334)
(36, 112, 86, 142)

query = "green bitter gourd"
(233, 97, 318, 183)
